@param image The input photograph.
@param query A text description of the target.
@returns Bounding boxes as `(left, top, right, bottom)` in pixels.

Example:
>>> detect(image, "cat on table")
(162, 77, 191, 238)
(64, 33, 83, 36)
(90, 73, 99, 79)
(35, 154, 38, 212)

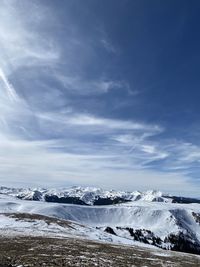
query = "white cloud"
(66, 114, 161, 130)
(0, 0, 60, 75)
(0, 68, 19, 101)
(54, 72, 130, 95)
(0, 134, 198, 196)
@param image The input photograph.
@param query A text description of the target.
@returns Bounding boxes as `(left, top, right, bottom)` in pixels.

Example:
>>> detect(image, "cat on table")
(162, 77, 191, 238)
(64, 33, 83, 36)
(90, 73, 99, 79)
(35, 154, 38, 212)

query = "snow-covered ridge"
(0, 186, 170, 205)
(0, 193, 200, 254)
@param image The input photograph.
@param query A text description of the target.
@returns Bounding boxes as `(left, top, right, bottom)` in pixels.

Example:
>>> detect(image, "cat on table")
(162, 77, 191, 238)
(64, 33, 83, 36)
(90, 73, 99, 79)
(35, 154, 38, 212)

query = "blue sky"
(0, 0, 200, 196)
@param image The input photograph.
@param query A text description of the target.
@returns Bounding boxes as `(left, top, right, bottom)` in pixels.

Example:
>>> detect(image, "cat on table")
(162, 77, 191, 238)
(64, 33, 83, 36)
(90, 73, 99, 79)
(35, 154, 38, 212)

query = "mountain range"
(0, 186, 200, 255)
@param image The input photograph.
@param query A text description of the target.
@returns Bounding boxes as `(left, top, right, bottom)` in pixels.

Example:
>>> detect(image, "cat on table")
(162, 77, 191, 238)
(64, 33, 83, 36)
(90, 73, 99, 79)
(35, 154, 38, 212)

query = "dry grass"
(0, 235, 199, 266)
(0, 213, 199, 266)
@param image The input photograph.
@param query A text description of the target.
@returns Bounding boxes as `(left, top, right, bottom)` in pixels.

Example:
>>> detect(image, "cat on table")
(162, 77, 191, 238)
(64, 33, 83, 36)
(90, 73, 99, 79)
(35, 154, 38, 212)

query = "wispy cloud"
(0, 0, 199, 196)
(54, 73, 129, 95)
(0, 1, 59, 75)
(0, 133, 197, 196)
(0, 68, 19, 101)
(101, 39, 117, 54)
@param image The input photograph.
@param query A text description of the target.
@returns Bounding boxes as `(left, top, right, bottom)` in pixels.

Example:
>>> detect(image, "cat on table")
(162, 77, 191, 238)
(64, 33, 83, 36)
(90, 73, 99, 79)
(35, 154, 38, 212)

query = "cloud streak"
(0, 68, 19, 101)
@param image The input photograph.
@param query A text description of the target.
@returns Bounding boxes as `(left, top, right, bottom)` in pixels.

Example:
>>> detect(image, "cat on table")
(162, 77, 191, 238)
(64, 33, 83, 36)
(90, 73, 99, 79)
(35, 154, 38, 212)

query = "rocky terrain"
(1, 236, 200, 267)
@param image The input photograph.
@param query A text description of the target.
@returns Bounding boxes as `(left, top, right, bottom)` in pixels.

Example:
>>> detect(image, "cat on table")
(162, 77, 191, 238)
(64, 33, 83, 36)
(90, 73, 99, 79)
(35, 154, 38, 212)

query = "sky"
(0, 0, 200, 196)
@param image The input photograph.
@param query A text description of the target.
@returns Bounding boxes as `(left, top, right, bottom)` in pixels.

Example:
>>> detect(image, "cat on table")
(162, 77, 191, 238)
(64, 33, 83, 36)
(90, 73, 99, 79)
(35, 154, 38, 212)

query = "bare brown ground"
(0, 235, 199, 267)
(0, 213, 199, 267)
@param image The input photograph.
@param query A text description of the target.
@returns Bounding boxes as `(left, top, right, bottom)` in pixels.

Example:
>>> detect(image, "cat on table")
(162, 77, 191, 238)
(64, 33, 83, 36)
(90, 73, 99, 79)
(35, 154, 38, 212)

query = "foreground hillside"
(1, 236, 200, 267)
(0, 214, 199, 267)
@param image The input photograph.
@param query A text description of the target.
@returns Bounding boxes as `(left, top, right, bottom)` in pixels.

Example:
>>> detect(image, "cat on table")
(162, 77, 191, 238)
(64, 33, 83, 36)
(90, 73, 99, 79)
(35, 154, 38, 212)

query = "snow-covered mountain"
(0, 186, 172, 205)
(0, 187, 200, 255)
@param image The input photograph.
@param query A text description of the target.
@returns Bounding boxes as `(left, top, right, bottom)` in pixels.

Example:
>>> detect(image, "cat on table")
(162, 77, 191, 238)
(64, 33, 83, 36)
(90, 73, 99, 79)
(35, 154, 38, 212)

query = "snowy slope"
(0, 197, 196, 239)
(0, 211, 136, 246)
(0, 193, 200, 254)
